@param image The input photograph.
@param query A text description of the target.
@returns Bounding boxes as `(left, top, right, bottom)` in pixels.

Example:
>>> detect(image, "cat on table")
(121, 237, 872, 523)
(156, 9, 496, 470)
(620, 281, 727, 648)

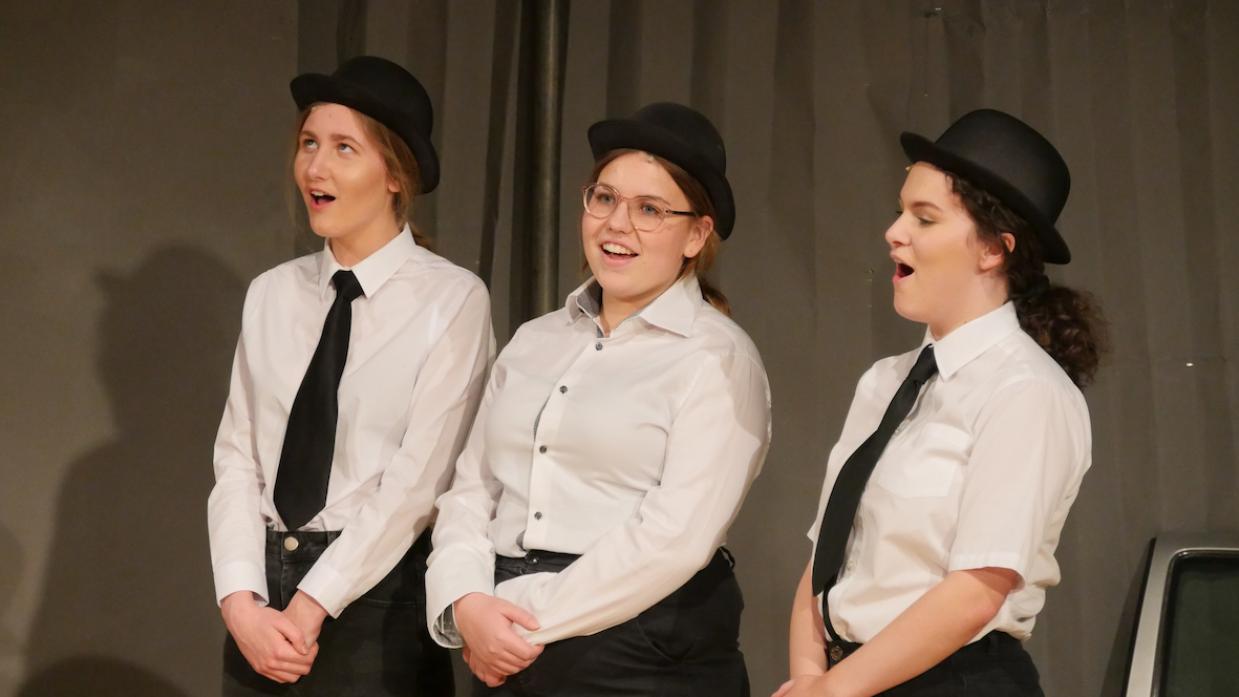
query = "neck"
(328, 219, 401, 267)
(928, 277, 1008, 340)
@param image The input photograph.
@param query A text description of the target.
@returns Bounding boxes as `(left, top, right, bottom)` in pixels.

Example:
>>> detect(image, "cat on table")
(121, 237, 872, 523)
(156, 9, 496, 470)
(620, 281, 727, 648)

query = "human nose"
(303, 148, 328, 180)
(606, 196, 634, 231)
(884, 214, 908, 249)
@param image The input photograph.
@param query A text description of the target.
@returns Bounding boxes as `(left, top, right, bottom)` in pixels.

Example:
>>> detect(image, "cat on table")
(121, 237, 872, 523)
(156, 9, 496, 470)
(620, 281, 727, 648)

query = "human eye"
(337, 142, 355, 154)
(300, 137, 318, 152)
(638, 200, 663, 217)
(593, 189, 615, 205)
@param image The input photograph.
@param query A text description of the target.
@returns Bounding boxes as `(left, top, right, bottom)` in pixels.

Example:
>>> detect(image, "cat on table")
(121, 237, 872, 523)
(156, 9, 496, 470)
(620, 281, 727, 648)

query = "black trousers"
(474, 549, 750, 697)
(827, 631, 1043, 697)
(222, 530, 453, 697)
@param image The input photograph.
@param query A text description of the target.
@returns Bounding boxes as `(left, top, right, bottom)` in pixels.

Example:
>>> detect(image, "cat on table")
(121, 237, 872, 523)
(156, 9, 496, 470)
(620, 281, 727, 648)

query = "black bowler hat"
(901, 109, 1072, 264)
(588, 102, 736, 239)
(291, 55, 440, 193)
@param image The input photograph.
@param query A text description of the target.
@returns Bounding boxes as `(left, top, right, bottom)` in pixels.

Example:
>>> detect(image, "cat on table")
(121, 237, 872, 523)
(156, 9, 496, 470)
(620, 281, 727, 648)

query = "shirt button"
(595, 342, 603, 351)
(538, 445, 547, 454)
(283, 536, 299, 552)
(559, 385, 568, 394)
(534, 511, 543, 520)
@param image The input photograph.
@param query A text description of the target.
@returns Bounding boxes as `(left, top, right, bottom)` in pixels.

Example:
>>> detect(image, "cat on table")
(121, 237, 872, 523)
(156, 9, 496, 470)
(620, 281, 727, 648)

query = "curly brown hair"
(947, 173, 1108, 386)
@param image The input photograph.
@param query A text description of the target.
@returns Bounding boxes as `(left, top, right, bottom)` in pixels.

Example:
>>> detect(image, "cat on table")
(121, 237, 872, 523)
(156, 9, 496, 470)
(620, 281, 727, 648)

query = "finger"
(272, 614, 310, 653)
(260, 668, 301, 684)
(273, 644, 316, 668)
(497, 632, 542, 661)
(498, 602, 541, 632)
(269, 659, 313, 676)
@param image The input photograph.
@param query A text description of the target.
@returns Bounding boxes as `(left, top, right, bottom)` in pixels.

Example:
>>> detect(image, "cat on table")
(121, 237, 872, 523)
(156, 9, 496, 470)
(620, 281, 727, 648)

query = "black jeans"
(222, 530, 452, 697)
(474, 548, 749, 697)
(827, 631, 1043, 697)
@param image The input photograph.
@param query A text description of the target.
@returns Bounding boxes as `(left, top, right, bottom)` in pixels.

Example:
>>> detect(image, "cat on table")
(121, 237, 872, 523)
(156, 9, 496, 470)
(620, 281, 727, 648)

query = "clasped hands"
(221, 590, 328, 684)
(454, 592, 544, 687)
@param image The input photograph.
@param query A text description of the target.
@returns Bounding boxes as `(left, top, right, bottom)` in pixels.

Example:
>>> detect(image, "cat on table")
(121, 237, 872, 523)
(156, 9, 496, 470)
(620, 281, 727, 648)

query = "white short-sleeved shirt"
(208, 227, 495, 616)
(426, 275, 772, 647)
(807, 302, 1091, 643)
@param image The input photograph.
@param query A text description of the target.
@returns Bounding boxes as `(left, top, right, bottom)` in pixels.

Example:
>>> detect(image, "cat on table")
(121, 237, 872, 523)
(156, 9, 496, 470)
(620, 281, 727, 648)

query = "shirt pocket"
(873, 423, 970, 498)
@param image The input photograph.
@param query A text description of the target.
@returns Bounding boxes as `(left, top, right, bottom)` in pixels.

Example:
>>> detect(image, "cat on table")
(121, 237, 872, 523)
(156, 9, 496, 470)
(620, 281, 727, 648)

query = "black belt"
(826, 630, 1020, 668)
(496, 547, 736, 577)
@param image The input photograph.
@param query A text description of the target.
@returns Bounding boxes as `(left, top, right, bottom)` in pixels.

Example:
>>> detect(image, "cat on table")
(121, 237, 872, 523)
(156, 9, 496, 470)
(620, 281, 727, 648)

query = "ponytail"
(948, 174, 1108, 386)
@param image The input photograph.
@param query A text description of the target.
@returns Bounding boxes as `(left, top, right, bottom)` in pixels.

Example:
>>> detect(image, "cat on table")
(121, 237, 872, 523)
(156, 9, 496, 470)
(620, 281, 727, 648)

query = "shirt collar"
(317, 225, 417, 299)
(564, 275, 701, 337)
(923, 302, 1021, 380)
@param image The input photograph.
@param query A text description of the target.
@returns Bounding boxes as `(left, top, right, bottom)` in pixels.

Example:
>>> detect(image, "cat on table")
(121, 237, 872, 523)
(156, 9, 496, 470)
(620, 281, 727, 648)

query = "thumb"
(273, 614, 310, 654)
(497, 600, 541, 632)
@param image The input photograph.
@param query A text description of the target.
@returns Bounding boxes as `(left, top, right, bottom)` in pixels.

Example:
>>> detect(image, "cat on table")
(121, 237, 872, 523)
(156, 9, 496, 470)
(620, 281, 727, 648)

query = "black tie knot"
(908, 345, 938, 385)
(332, 270, 364, 302)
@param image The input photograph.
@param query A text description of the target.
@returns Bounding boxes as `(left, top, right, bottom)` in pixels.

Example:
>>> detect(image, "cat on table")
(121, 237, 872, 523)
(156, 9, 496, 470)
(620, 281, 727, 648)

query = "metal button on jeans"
(284, 535, 299, 552)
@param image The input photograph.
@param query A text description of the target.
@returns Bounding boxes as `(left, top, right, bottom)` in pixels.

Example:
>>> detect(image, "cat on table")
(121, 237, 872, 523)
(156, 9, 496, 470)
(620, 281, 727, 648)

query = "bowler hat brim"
(901, 132, 1071, 264)
(291, 74, 440, 193)
(588, 119, 735, 239)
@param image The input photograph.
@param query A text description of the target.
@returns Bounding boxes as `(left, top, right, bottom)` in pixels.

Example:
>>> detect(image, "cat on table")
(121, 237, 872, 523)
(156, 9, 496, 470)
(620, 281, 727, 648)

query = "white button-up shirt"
(808, 302, 1091, 642)
(426, 275, 772, 646)
(208, 228, 495, 616)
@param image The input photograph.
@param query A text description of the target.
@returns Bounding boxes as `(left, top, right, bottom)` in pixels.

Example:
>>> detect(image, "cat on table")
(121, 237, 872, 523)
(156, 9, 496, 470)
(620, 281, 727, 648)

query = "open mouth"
(895, 262, 915, 279)
(309, 190, 336, 206)
(601, 241, 638, 259)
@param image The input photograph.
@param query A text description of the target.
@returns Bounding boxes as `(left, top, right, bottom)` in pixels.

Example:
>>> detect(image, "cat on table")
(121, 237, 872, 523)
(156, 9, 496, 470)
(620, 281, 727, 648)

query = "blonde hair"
(589, 149, 730, 315)
(292, 106, 433, 250)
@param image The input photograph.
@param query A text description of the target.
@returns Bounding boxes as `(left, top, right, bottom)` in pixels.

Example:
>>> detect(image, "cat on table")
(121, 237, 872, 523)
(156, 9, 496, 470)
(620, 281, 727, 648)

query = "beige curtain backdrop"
(1, 2, 1235, 696)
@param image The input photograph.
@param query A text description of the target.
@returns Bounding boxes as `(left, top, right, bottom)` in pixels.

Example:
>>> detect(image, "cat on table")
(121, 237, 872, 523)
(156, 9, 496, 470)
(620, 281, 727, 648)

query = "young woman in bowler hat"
(208, 55, 493, 696)
(425, 102, 772, 696)
(776, 109, 1106, 697)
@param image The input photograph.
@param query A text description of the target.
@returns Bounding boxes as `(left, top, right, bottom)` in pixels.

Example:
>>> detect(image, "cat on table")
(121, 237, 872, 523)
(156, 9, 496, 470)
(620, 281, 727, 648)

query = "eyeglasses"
(581, 183, 697, 232)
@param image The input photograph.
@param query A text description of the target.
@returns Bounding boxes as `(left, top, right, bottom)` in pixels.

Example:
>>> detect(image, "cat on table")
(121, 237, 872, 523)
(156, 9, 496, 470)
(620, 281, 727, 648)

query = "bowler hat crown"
(587, 102, 736, 239)
(900, 109, 1072, 264)
(291, 55, 440, 193)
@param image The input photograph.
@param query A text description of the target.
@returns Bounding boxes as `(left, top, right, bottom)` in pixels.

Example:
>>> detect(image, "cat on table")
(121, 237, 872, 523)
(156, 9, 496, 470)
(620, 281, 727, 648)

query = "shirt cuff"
(947, 551, 1029, 587)
(425, 548, 496, 647)
(214, 559, 269, 607)
(431, 605, 464, 648)
(297, 561, 350, 617)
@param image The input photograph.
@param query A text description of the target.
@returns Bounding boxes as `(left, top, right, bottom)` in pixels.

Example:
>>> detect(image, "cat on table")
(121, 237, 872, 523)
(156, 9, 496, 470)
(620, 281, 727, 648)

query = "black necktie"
(811, 345, 938, 630)
(274, 269, 364, 530)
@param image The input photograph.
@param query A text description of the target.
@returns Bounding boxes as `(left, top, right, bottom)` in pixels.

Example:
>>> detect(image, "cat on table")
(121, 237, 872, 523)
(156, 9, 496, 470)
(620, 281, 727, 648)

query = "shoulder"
(689, 303, 765, 371)
(402, 246, 489, 297)
(505, 307, 573, 348)
(242, 253, 318, 309)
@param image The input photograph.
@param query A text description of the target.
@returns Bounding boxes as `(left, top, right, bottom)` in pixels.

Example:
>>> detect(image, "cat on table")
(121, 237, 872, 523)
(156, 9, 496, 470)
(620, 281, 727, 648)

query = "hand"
(283, 591, 329, 648)
(772, 673, 832, 697)
(453, 592, 543, 680)
(462, 645, 508, 688)
(221, 591, 318, 683)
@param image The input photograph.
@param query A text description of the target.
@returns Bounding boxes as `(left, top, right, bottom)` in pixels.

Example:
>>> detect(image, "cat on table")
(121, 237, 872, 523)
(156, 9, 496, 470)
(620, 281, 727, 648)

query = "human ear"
(682, 218, 712, 259)
(978, 232, 1013, 272)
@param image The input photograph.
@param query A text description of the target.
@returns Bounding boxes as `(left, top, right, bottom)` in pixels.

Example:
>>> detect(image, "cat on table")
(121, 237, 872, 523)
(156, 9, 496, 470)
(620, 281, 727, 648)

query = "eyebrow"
(904, 200, 943, 213)
(595, 181, 676, 206)
(299, 129, 361, 144)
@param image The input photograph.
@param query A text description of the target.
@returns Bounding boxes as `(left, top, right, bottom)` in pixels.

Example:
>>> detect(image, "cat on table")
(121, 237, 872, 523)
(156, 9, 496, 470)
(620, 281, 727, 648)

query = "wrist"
(220, 591, 259, 622)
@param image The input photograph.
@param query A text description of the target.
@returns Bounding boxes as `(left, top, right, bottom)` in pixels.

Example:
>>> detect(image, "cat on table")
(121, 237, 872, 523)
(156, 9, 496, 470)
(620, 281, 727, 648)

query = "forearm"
(789, 561, 827, 677)
(823, 568, 1013, 697)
